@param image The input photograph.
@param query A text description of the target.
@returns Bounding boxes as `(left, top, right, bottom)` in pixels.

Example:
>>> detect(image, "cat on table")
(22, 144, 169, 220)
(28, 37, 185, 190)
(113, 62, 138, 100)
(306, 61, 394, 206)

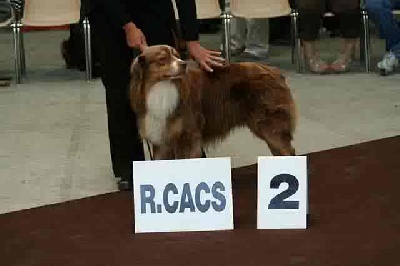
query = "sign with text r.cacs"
(133, 157, 234, 233)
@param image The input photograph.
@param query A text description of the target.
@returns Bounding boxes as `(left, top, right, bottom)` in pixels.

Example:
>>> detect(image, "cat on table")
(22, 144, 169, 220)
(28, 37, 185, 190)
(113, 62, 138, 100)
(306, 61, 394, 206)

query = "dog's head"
(130, 45, 187, 84)
(129, 45, 187, 114)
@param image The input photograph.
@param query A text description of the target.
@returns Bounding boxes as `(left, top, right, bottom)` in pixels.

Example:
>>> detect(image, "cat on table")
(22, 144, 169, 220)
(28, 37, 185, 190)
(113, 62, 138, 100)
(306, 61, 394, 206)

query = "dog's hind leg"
(248, 121, 296, 156)
(264, 132, 296, 156)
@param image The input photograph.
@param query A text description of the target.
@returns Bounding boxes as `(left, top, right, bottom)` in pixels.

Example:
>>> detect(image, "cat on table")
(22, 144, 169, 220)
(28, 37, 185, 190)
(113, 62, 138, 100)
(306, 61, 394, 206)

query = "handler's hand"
(123, 22, 148, 51)
(187, 41, 225, 72)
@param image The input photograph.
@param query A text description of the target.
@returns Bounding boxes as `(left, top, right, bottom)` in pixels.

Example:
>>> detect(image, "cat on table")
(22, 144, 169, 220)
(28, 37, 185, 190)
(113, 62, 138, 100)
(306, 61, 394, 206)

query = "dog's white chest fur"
(144, 80, 179, 145)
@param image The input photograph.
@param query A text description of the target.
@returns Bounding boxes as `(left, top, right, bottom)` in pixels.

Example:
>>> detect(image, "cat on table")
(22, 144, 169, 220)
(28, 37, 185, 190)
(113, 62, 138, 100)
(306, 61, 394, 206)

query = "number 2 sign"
(257, 156, 308, 229)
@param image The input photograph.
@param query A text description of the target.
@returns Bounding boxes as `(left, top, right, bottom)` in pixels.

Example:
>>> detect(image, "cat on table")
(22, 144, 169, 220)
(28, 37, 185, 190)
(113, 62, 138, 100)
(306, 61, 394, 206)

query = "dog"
(129, 45, 297, 160)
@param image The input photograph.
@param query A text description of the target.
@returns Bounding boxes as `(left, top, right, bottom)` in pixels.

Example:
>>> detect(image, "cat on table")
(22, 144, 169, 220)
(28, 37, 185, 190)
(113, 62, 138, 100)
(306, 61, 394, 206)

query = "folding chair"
(12, 0, 93, 83)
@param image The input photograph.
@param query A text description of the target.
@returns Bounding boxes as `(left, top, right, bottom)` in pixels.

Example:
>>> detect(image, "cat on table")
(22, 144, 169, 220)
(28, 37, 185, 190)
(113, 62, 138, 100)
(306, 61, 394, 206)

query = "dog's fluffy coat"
(129, 45, 297, 160)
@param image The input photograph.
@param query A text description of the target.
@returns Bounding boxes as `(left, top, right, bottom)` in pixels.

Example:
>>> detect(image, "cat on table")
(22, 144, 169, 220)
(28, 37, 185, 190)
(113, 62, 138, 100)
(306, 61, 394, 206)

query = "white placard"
(257, 156, 308, 229)
(132, 157, 234, 233)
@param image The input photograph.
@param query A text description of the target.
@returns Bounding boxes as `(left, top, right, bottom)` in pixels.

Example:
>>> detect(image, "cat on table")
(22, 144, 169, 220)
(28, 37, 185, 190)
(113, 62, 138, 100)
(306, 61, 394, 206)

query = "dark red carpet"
(1, 136, 399, 266)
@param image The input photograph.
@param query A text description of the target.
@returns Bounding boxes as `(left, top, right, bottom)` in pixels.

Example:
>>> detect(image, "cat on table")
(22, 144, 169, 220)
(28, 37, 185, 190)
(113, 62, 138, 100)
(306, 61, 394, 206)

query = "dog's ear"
(130, 55, 146, 79)
(129, 55, 147, 113)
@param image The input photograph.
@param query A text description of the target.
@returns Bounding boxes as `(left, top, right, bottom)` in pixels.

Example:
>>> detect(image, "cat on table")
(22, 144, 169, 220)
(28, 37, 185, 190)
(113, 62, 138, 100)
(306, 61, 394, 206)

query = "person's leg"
(297, 0, 329, 73)
(243, 18, 270, 59)
(91, 19, 145, 191)
(330, 7, 360, 72)
(269, 16, 292, 45)
(365, 0, 400, 74)
(229, 17, 247, 55)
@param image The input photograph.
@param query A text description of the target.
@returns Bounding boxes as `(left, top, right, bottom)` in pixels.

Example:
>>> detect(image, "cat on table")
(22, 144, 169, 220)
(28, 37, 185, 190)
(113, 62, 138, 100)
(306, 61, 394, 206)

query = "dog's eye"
(156, 56, 169, 65)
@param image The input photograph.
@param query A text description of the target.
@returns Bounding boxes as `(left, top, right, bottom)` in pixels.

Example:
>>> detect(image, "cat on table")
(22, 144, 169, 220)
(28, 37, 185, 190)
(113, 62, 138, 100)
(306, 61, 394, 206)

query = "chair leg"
(361, 10, 371, 73)
(83, 17, 92, 82)
(20, 30, 26, 76)
(359, 16, 365, 63)
(290, 16, 295, 65)
(221, 12, 232, 63)
(11, 20, 23, 84)
(291, 10, 303, 73)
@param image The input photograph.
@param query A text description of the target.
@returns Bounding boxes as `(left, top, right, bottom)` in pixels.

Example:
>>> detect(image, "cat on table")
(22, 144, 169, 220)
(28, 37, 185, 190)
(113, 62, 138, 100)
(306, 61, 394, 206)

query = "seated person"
(365, 0, 400, 75)
(297, 0, 360, 74)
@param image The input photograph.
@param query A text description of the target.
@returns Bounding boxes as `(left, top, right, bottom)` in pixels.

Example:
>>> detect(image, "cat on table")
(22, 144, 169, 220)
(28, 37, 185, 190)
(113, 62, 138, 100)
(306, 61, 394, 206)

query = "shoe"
(377, 52, 398, 76)
(117, 179, 132, 191)
(0, 76, 12, 87)
(117, 164, 133, 191)
(0, 80, 10, 87)
(307, 56, 330, 74)
(243, 44, 269, 59)
(330, 55, 352, 73)
(220, 43, 246, 56)
(61, 40, 78, 69)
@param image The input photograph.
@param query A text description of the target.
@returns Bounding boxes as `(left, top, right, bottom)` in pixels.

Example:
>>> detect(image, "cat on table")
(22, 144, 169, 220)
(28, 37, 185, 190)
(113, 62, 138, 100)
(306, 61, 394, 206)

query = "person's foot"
(330, 55, 352, 73)
(0, 80, 10, 87)
(303, 41, 329, 74)
(307, 55, 330, 74)
(117, 179, 131, 191)
(243, 44, 269, 59)
(377, 51, 398, 76)
(116, 169, 133, 191)
(220, 44, 245, 56)
(0, 76, 12, 87)
(329, 38, 356, 73)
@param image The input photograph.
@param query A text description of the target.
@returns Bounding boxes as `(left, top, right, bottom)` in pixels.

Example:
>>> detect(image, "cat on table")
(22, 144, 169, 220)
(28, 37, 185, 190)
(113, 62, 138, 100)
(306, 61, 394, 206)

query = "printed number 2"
(268, 174, 299, 209)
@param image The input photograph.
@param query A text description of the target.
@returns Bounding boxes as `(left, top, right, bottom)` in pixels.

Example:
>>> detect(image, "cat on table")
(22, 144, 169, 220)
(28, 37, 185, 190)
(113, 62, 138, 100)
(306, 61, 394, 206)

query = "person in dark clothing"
(296, 0, 360, 74)
(89, 0, 224, 191)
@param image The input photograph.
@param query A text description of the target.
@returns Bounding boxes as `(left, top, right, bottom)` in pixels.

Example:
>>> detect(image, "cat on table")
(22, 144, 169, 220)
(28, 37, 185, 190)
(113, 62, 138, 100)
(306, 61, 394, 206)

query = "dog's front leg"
(174, 134, 203, 159)
(153, 144, 175, 160)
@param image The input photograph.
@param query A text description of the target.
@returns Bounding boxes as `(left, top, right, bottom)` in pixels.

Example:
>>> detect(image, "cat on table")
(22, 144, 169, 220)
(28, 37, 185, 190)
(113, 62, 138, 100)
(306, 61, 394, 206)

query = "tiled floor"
(0, 28, 399, 214)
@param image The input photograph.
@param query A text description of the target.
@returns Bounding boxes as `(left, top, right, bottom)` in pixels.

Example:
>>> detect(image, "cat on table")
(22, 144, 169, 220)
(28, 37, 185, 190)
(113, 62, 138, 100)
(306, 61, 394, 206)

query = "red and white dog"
(129, 45, 297, 160)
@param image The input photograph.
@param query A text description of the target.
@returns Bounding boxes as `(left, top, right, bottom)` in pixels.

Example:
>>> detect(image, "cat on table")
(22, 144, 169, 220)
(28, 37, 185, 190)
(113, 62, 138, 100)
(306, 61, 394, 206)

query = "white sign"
(132, 157, 234, 233)
(257, 156, 308, 229)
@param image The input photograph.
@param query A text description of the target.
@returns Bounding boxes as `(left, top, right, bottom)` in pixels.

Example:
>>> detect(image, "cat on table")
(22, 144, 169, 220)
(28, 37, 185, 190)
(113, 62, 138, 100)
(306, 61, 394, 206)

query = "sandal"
(330, 56, 352, 73)
(329, 38, 356, 73)
(308, 55, 330, 74)
(303, 41, 329, 74)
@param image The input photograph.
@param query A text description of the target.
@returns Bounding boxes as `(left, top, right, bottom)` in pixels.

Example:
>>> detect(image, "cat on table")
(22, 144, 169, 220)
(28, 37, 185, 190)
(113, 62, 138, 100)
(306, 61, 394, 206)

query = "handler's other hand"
(187, 41, 226, 72)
